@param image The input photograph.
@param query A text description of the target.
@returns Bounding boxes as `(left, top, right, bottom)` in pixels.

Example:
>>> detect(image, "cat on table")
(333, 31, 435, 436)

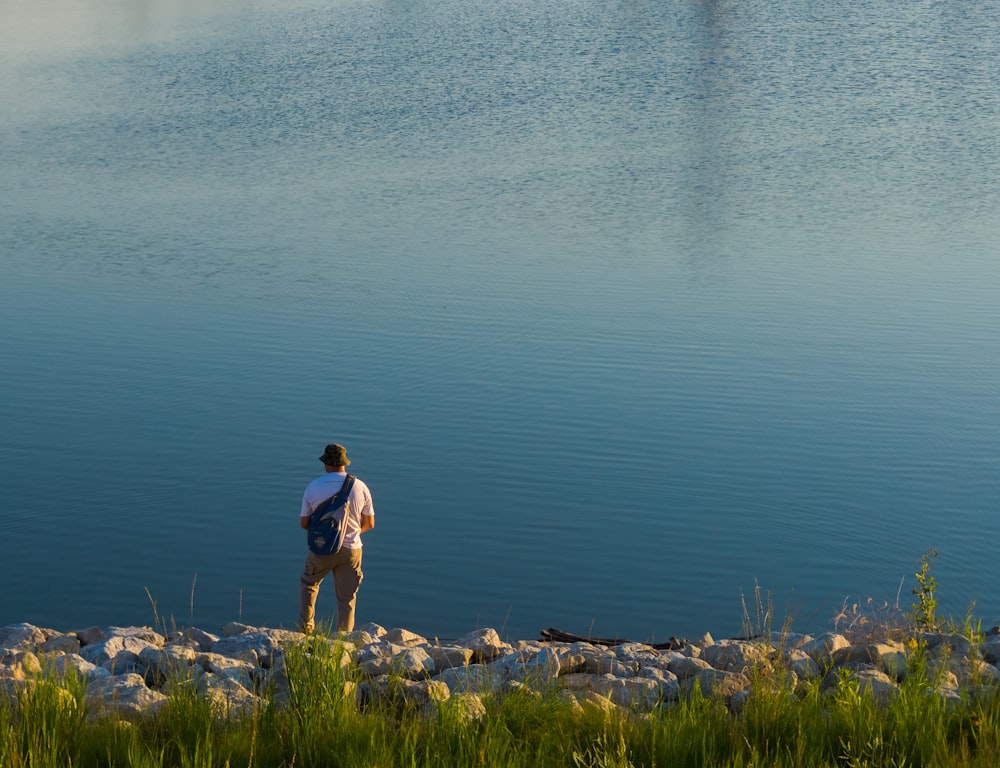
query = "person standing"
(298, 443, 375, 634)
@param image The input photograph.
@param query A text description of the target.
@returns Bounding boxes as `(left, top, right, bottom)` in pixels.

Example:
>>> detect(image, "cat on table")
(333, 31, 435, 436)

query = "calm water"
(2, 0, 999, 643)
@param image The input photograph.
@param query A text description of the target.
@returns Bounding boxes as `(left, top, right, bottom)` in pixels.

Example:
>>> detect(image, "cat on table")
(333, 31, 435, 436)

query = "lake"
(2, 0, 999, 643)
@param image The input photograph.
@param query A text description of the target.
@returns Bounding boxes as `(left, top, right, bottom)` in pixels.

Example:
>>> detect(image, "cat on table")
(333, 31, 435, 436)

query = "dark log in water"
(539, 627, 685, 651)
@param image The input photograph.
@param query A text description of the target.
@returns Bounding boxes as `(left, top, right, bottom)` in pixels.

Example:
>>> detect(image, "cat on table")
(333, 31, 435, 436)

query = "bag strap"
(310, 474, 356, 524)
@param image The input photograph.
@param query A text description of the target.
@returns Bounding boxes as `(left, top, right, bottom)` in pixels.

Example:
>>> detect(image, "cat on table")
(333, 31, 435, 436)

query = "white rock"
(106, 626, 165, 645)
(425, 645, 474, 670)
(436, 663, 504, 694)
(198, 673, 260, 719)
(831, 642, 906, 681)
(507, 647, 561, 686)
(361, 646, 434, 678)
(427, 692, 486, 723)
(666, 655, 714, 679)
(702, 640, 773, 675)
(784, 649, 821, 679)
(453, 628, 510, 662)
(355, 622, 387, 640)
(180, 627, 220, 652)
(800, 633, 851, 665)
(0, 623, 46, 651)
(85, 673, 168, 722)
(51, 654, 111, 682)
(681, 669, 750, 699)
(614, 642, 661, 667)
(80, 636, 157, 672)
(212, 629, 301, 668)
(139, 645, 198, 680)
(384, 628, 427, 647)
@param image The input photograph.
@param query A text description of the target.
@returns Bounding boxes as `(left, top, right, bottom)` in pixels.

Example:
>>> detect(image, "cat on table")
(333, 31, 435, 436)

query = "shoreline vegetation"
(1, 559, 998, 767)
(3, 615, 1000, 766)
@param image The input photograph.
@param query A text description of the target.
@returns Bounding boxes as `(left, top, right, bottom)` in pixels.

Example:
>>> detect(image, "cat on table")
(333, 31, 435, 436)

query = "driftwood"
(539, 627, 685, 651)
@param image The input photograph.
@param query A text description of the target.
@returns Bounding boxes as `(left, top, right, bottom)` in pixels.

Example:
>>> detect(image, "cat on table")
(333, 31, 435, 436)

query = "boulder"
(80, 636, 156, 672)
(106, 627, 165, 645)
(355, 622, 387, 640)
(212, 629, 301, 668)
(384, 628, 427, 647)
(361, 646, 434, 679)
(554, 688, 585, 714)
(40, 634, 82, 655)
(263, 656, 293, 708)
(616, 677, 670, 710)
(342, 629, 378, 646)
(852, 667, 899, 705)
(831, 642, 906, 680)
(823, 665, 899, 705)
(558, 673, 603, 691)
(702, 640, 774, 675)
(180, 627, 220, 652)
(50, 654, 111, 682)
(978, 636, 1000, 666)
(784, 649, 821, 680)
(85, 673, 168, 722)
(681, 669, 750, 699)
(74, 626, 107, 646)
(574, 645, 635, 676)
(636, 666, 677, 683)
(800, 633, 851, 666)
(356, 640, 400, 664)
(574, 690, 617, 714)
(0, 678, 32, 698)
(396, 679, 451, 707)
(1, 650, 41, 678)
(0, 623, 46, 651)
(138, 645, 198, 682)
(197, 673, 260, 719)
(359, 675, 449, 708)
(427, 692, 486, 723)
(938, 657, 1000, 687)
(554, 649, 588, 675)
(506, 647, 561, 686)
(453, 628, 511, 662)
(614, 642, 662, 668)
(918, 633, 973, 660)
(666, 655, 714, 679)
(436, 663, 504, 694)
(222, 622, 257, 637)
(195, 653, 258, 689)
(425, 645, 474, 670)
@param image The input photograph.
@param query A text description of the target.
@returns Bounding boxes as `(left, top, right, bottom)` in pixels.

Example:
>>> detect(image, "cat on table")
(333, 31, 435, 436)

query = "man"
(298, 443, 375, 634)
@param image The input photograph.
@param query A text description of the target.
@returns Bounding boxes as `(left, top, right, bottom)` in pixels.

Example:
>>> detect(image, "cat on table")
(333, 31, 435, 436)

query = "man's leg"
(298, 552, 333, 634)
(331, 548, 364, 632)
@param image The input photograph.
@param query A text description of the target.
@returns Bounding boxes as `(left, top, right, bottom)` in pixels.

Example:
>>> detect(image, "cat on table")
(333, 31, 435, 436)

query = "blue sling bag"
(307, 474, 356, 555)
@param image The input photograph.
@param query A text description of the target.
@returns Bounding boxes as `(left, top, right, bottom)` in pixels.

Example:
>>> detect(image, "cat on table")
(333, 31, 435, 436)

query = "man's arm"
(300, 515, 310, 530)
(360, 514, 375, 533)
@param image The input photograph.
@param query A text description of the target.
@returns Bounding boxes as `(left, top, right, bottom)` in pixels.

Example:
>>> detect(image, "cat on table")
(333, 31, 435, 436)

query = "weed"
(910, 549, 939, 632)
(833, 595, 909, 644)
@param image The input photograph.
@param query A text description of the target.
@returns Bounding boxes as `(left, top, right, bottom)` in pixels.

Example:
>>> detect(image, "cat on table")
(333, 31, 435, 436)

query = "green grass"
(2, 633, 1000, 768)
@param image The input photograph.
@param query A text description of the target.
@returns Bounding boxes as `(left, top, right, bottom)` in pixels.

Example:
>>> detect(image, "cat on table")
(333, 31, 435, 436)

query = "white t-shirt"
(300, 471, 375, 550)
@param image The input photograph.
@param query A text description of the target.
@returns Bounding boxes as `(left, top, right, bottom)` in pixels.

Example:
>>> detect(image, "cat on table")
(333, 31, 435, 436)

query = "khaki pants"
(298, 548, 363, 633)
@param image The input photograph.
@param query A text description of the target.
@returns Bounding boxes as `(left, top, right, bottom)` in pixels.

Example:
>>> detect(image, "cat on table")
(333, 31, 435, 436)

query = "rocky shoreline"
(2, 621, 1000, 722)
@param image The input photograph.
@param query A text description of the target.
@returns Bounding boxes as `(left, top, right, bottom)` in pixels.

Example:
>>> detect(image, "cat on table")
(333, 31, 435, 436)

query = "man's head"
(319, 443, 351, 468)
